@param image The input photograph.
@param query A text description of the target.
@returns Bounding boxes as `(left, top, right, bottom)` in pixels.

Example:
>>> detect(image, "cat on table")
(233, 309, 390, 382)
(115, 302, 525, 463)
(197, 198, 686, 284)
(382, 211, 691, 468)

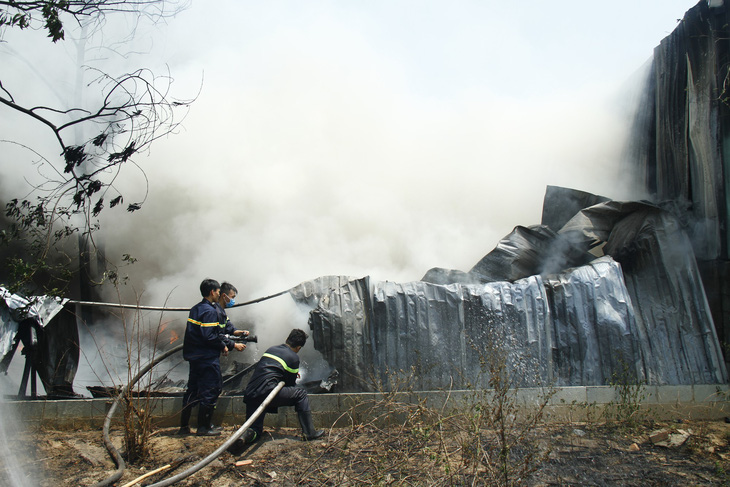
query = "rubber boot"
(241, 428, 258, 444)
(297, 411, 324, 441)
(176, 405, 192, 435)
(196, 405, 221, 436)
(227, 428, 258, 456)
(209, 411, 223, 433)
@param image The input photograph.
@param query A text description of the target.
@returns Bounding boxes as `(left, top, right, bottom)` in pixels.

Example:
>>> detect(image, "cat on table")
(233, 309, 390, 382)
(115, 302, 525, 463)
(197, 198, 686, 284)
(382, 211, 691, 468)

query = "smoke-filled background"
(0, 1, 697, 391)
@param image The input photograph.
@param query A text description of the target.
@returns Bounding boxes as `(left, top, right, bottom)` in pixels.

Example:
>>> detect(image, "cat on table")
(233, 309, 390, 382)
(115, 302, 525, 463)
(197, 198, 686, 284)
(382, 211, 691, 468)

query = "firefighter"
(239, 328, 324, 443)
(178, 278, 244, 436)
(216, 281, 250, 341)
(209, 281, 250, 430)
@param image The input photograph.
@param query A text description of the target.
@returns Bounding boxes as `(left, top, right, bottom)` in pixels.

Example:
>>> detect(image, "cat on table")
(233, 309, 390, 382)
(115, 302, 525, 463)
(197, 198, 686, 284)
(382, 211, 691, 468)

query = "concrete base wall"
(3, 384, 729, 430)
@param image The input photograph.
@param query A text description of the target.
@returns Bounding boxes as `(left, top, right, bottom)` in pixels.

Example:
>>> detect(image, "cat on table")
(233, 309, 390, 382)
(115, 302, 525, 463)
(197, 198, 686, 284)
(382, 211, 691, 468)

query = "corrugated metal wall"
(292, 199, 728, 392)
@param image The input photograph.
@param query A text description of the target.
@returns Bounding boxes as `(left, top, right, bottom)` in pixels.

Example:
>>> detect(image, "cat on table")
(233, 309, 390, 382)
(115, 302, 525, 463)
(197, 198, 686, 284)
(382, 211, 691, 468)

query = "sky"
(0, 0, 703, 389)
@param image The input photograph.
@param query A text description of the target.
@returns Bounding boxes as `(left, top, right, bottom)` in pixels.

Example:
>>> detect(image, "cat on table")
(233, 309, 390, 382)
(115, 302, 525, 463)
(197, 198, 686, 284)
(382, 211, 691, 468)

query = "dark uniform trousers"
(245, 386, 311, 436)
(183, 360, 222, 409)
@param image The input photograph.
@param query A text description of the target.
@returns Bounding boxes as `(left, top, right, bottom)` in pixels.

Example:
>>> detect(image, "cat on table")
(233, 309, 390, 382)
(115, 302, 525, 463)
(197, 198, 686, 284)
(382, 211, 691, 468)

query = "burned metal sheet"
(0, 287, 79, 396)
(626, 1, 730, 356)
(605, 207, 727, 385)
(550, 189, 727, 385)
(300, 258, 645, 392)
(629, 1, 727, 262)
(301, 275, 551, 392)
(291, 276, 372, 388)
(0, 288, 68, 357)
(424, 223, 594, 286)
(293, 187, 728, 392)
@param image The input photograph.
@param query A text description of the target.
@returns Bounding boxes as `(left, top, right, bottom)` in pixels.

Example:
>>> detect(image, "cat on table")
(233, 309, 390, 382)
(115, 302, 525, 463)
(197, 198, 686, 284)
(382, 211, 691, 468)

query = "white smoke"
(99, 2, 691, 310)
(0, 2, 696, 380)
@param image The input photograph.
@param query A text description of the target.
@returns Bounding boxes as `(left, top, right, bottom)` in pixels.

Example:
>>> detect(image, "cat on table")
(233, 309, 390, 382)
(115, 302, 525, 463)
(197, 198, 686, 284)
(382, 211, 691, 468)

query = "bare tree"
(0, 1, 193, 294)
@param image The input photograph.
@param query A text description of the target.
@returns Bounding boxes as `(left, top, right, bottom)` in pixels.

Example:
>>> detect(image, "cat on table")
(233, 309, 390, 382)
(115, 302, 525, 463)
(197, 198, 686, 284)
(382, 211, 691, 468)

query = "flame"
(170, 330, 179, 344)
(159, 320, 171, 334)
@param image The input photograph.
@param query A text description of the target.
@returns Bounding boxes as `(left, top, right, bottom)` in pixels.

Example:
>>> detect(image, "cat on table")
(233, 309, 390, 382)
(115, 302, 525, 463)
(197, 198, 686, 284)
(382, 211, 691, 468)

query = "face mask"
(226, 297, 236, 308)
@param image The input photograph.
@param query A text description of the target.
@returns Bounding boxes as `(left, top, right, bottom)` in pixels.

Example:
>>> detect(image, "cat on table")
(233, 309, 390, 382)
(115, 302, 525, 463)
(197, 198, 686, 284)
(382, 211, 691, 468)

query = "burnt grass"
(3, 419, 730, 486)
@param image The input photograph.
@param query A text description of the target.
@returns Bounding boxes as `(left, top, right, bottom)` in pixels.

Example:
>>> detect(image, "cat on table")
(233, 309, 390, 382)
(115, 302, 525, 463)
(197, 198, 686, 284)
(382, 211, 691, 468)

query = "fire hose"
(147, 381, 285, 487)
(81, 289, 289, 485)
(91, 342, 283, 487)
(91, 344, 184, 487)
(68, 288, 290, 311)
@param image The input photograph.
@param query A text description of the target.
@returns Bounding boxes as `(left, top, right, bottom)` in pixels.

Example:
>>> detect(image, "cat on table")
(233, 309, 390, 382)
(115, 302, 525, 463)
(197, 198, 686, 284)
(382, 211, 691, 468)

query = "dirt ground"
(2, 418, 730, 486)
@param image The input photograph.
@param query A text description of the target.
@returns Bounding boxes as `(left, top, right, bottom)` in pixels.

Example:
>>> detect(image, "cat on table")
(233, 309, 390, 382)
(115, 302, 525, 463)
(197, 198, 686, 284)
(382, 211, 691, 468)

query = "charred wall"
(629, 0, 730, 357)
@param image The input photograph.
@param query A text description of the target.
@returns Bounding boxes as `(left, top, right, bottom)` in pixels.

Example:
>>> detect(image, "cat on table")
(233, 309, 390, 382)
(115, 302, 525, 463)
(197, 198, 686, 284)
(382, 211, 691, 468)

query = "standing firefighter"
(239, 328, 324, 443)
(179, 278, 244, 436)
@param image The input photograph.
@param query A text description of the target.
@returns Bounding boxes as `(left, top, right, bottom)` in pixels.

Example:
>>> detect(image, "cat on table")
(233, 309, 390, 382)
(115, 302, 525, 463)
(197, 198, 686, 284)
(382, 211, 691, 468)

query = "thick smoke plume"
(0, 2, 696, 389)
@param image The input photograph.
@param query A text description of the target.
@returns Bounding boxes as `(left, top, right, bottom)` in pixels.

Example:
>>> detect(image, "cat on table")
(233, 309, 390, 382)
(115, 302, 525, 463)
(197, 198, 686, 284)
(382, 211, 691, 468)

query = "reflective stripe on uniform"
(187, 318, 219, 327)
(262, 352, 299, 374)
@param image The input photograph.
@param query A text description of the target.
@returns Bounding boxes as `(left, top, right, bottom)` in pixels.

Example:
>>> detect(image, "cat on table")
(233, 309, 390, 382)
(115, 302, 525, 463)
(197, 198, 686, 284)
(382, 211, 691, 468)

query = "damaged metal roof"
(290, 186, 728, 392)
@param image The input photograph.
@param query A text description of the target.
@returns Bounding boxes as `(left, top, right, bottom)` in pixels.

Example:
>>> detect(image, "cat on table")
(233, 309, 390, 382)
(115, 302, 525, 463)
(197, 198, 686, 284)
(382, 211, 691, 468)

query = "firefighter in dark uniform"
(239, 328, 324, 443)
(215, 281, 250, 341)
(178, 278, 244, 436)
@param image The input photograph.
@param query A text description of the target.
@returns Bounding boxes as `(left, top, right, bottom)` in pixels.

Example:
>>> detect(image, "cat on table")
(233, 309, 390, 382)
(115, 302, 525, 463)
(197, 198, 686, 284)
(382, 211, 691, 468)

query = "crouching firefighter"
(179, 278, 244, 436)
(239, 328, 324, 443)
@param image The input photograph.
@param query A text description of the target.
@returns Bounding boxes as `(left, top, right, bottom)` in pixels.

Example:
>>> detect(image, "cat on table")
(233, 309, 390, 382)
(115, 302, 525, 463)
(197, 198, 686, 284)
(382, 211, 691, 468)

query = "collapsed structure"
(291, 186, 728, 392)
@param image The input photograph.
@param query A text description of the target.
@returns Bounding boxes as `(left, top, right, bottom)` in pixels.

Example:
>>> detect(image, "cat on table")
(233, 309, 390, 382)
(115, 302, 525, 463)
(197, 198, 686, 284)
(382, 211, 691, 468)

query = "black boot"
(209, 410, 223, 433)
(227, 428, 258, 456)
(297, 411, 324, 441)
(177, 404, 193, 435)
(196, 405, 221, 436)
(241, 428, 258, 444)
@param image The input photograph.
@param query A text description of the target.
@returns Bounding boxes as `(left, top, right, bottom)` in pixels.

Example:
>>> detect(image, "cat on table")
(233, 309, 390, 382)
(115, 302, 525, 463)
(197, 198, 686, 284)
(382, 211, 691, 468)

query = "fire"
(170, 330, 179, 344)
(159, 321, 170, 333)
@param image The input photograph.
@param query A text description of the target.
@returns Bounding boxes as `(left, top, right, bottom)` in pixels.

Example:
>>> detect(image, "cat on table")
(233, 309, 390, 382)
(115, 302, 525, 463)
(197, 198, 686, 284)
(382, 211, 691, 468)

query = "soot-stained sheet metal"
(606, 207, 727, 385)
(292, 186, 728, 392)
(371, 277, 552, 391)
(546, 257, 642, 386)
(0, 288, 68, 356)
(628, 1, 729, 261)
(302, 258, 643, 392)
(302, 276, 552, 392)
(553, 190, 726, 385)
(291, 276, 372, 387)
(0, 287, 80, 396)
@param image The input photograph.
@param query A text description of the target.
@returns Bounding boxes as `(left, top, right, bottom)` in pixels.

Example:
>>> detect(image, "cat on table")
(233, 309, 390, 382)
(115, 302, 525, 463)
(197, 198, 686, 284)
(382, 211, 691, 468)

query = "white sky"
(1, 0, 700, 307)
